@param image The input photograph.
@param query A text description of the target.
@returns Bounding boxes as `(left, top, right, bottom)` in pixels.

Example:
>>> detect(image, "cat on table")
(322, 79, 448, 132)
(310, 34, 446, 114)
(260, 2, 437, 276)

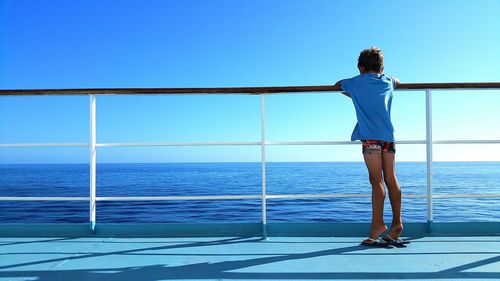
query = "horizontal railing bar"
(267, 194, 370, 199)
(98, 194, 376, 201)
(396, 140, 426, 144)
(0, 197, 89, 201)
(2, 140, 499, 148)
(433, 140, 500, 144)
(1, 83, 499, 95)
(1, 193, 499, 201)
(267, 141, 357, 145)
(265, 140, 500, 145)
(268, 194, 430, 199)
(96, 141, 261, 147)
(433, 194, 500, 199)
(97, 195, 261, 201)
(267, 140, 434, 145)
(0, 143, 88, 148)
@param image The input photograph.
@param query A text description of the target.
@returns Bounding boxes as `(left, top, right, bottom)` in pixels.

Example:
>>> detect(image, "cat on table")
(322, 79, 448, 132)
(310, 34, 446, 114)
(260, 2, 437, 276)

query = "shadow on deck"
(1, 233, 499, 280)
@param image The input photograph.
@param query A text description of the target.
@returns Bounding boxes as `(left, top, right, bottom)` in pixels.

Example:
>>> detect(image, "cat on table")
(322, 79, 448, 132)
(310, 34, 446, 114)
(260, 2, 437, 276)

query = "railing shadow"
(1, 237, 499, 280)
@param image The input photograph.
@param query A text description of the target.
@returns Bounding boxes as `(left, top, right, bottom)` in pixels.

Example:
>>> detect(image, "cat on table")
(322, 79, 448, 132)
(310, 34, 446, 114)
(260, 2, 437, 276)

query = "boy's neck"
(362, 70, 382, 75)
(358, 66, 383, 75)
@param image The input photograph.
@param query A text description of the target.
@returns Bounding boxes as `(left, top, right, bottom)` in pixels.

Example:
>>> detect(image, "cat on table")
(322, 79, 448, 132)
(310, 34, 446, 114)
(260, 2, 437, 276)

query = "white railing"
(1, 83, 500, 238)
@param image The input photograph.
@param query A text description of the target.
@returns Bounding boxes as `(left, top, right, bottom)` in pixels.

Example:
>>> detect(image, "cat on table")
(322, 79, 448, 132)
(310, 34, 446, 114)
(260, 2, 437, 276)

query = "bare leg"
(363, 153, 387, 238)
(382, 152, 403, 238)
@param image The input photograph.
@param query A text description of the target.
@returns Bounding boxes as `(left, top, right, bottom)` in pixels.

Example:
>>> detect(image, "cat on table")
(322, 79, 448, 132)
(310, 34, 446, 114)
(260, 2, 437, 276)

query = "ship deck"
(1, 223, 499, 281)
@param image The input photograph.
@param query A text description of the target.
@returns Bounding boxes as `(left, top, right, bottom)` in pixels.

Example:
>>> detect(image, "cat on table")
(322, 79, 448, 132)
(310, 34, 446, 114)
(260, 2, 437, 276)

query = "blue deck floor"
(1, 236, 499, 281)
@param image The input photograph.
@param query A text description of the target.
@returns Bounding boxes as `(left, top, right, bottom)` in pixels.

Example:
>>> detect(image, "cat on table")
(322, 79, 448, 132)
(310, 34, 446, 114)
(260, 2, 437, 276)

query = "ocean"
(1, 162, 498, 223)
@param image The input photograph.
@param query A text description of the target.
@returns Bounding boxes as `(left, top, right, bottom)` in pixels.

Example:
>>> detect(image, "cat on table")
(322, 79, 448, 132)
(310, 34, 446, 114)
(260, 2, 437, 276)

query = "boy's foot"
(382, 223, 408, 246)
(382, 234, 410, 246)
(369, 224, 387, 240)
(386, 223, 403, 240)
(361, 237, 391, 247)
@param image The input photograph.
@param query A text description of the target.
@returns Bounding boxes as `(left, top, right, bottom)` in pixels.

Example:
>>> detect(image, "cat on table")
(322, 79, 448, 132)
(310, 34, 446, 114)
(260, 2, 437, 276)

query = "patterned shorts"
(362, 140, 396, 154)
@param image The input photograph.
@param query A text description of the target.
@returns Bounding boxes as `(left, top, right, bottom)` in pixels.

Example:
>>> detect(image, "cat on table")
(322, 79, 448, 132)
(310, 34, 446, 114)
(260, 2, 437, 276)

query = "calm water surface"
(1, 162, 498, 223)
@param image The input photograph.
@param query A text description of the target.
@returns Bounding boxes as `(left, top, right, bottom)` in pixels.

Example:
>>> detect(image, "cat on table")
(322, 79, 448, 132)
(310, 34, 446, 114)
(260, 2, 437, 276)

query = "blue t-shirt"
(341, 73, 397, 142)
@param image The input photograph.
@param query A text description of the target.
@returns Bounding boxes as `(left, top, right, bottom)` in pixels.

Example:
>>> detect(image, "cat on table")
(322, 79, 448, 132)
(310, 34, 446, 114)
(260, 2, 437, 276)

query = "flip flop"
(361, 237, 390, 247)
(383, 235, 410, 246)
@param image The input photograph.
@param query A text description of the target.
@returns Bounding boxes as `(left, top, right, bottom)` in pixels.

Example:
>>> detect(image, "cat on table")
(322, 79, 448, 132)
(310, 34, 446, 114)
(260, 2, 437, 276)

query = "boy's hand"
(395, 77, 401, 86)
(335, 80, 351, 98)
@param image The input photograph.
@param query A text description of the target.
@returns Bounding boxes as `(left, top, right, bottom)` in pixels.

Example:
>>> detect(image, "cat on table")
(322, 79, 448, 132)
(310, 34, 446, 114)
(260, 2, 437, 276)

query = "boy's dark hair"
(358, 47, 384, 73)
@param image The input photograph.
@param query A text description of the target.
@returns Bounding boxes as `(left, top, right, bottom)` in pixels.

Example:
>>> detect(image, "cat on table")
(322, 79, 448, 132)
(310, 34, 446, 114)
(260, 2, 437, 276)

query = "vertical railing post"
(261, 94, 268, 239)
(425, 89, 433, 229)
(89, 95, 96, 231)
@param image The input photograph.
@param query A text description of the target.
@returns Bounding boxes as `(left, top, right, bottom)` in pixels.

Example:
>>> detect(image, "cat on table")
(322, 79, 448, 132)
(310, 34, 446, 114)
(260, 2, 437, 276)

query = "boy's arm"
(335, 80, 351, 98)
(394, 77, 401, 87)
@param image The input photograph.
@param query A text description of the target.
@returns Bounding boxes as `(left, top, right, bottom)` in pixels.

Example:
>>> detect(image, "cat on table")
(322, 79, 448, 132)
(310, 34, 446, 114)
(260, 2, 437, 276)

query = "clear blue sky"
(1, 0, 499, 163)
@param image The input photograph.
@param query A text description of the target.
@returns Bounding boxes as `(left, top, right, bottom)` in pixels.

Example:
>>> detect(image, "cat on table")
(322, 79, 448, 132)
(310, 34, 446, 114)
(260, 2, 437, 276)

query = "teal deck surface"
(1, 235, 499, 281)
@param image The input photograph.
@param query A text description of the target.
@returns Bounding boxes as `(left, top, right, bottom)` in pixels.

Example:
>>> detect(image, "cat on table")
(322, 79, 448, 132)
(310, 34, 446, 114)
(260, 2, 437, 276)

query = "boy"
(335, 47, 406, 246)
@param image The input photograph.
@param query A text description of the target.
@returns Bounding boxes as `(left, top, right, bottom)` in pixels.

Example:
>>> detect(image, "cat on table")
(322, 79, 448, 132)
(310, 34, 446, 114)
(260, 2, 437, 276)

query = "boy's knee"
(384, 175, 399, 187)
(369, 175, 383, 186)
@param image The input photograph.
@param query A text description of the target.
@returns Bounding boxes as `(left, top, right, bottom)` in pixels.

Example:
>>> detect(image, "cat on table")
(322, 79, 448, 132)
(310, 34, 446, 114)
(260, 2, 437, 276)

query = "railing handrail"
(1, 82, 500, 95)
(1, 85, 500, 233)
